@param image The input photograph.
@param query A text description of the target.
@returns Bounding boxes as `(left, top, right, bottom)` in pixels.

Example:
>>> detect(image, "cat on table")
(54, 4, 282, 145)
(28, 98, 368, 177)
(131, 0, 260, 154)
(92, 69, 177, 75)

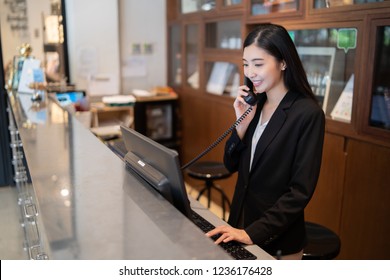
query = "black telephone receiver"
(181, 77, 258, 170)
(243, 77, 258, 106)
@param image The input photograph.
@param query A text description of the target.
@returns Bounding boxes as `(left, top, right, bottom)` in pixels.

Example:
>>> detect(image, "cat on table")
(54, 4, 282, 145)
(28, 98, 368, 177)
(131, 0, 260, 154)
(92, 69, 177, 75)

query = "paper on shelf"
(206, 62, 233, 95)
(330, 74, 354, 123)
(132, 89, 156, 97)
(102, 95, 136, 105)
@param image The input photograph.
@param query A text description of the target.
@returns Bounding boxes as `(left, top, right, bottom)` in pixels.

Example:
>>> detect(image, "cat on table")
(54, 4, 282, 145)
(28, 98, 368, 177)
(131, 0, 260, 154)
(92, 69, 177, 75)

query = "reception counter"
(5, 91, 273, 260)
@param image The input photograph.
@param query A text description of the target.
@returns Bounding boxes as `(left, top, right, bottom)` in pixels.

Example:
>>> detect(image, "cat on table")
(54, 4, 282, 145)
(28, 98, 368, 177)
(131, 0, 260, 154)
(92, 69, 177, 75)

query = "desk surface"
(7, 92, 273, 260)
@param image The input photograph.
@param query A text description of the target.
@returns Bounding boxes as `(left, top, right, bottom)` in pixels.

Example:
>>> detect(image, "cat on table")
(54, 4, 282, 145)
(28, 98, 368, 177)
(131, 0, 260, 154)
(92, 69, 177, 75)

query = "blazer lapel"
(250, 91, 299, 173)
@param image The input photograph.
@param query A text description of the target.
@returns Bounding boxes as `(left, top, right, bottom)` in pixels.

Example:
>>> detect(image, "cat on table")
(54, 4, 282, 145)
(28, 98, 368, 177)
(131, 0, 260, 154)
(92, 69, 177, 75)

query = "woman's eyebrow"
(242, 58, 264, 62)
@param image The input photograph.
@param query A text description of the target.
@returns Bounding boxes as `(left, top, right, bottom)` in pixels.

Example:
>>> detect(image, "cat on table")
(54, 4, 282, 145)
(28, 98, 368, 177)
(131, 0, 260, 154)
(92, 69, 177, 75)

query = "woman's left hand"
(206, 225, 253, 245)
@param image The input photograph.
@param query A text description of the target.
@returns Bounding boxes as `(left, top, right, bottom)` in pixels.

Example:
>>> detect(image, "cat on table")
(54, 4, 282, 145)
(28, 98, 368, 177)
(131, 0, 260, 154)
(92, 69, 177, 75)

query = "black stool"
(303, 222, 341, 260)
(186, 161, 232, 221)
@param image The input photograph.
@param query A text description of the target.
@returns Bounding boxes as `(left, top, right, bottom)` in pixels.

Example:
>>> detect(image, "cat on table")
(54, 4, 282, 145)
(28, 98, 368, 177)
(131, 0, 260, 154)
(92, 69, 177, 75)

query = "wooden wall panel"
(180, 95, 234, 161)
(305, 133, 346, 233)
(180, 92, 238, 206)
(338, 140, 390, 259)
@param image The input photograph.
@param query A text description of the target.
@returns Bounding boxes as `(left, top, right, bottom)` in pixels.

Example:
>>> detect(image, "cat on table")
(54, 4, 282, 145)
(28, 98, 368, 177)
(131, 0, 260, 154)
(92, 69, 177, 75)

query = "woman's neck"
(265, 85, 288, 107)
(266, 93, 286, 109)
(260, 86, 288, 125)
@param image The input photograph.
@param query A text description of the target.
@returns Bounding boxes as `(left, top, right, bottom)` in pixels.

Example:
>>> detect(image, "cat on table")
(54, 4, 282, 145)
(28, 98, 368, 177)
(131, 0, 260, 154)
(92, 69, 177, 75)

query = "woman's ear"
(281, 61, 287, 71)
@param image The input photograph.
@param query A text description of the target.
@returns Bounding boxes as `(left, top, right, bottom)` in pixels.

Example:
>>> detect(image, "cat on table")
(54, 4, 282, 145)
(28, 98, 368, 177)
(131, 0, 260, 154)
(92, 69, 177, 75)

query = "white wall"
(118, 0, 167, 93)
(65, 0, 121, 95)
(65, 0, 167, 95)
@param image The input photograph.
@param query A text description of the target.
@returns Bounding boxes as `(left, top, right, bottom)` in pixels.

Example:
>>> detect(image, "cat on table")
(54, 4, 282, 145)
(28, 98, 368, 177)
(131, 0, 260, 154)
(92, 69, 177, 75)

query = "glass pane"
(181, 0, 216, 14)
(314, 0, 385, 9)
(205, 20, 241, 49)
(186, 24, 199, 89)
(290, 27, 357, 122)
(146, 104, 173, 140)
(251, 0, 299, 15)
(369, 25, 390, 131)
(169, 25, 182, 86)
(224, 0, 243, 6)
(205, 61, 239, 97)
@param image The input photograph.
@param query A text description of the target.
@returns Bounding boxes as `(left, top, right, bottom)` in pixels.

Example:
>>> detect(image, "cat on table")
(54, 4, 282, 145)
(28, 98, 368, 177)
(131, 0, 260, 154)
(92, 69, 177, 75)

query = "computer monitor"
(120, 125, 192, 218)
(54, 91, 86, 107)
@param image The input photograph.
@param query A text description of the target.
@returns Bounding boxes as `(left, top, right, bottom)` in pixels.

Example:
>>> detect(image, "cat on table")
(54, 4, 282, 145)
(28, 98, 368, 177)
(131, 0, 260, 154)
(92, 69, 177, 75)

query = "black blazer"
(224, 90, 325, 256)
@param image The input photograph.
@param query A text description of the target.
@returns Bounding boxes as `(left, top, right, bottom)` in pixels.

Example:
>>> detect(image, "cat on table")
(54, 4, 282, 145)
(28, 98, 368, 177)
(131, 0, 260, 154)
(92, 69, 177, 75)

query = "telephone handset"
(181, 77, 259, 170)
(243, 77, 258, 106)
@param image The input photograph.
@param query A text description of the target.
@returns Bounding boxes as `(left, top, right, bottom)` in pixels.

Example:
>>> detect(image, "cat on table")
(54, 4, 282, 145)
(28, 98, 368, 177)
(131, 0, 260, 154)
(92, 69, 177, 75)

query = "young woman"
(206, 23, 325, 260)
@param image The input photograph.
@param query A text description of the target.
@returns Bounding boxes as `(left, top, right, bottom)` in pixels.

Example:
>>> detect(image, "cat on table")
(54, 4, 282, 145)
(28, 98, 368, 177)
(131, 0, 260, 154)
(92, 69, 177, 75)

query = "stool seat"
(303, 222, 341, 260)
(187, 161, 231, 181)
(186, 161, 231, 220)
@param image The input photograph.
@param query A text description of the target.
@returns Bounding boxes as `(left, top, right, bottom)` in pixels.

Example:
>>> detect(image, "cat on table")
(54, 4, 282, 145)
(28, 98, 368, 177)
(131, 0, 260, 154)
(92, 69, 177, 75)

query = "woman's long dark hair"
(244, 23, 316, 101)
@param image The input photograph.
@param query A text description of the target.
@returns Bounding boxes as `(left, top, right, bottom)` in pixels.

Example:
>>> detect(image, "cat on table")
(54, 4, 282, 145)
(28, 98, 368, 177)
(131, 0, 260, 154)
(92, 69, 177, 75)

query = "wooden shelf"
(90, 102, 134, 129)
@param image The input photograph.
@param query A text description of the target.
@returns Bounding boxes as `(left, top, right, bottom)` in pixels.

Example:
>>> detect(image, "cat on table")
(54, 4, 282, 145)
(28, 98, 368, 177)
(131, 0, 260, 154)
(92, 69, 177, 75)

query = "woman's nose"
(245, 66, 256, 78)
(247, 70, 256, 79)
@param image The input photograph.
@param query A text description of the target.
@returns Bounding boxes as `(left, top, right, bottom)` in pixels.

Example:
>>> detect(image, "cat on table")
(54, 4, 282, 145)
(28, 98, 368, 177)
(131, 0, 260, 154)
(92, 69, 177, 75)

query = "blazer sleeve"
(223, 128, 247, 173)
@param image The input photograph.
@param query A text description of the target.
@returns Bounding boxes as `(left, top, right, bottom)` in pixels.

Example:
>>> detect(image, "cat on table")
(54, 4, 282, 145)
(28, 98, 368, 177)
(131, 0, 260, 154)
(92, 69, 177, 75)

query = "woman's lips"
(252, 81, 262, 87)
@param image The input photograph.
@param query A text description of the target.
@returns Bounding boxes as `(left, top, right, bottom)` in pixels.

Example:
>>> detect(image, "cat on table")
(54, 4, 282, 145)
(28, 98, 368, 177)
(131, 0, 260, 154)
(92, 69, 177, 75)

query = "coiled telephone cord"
(181, 106, 253, 170)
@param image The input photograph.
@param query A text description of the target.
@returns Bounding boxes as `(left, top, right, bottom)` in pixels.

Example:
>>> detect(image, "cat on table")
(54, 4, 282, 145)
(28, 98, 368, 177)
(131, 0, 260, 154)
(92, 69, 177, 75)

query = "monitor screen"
(120, 125, 192, 218)
(55, 91, 86, 107)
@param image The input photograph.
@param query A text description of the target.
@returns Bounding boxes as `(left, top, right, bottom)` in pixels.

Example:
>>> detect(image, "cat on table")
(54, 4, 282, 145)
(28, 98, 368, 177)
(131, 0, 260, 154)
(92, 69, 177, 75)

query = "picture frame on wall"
(296, 46, 336, 113)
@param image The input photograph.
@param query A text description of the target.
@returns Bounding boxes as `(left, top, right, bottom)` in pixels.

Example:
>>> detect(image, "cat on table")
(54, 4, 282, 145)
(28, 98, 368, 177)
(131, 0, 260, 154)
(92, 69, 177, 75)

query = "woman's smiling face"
(243, 44, 285, 94)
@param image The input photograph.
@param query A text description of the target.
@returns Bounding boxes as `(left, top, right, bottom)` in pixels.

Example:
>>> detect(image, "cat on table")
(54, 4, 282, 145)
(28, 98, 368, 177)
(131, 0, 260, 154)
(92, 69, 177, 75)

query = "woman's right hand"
(234, 86, 257, 139)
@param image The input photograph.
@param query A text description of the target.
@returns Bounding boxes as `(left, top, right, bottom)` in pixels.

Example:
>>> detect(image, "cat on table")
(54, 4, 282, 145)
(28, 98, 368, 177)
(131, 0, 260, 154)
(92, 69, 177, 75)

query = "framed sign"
(297, 47, 336, 112)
